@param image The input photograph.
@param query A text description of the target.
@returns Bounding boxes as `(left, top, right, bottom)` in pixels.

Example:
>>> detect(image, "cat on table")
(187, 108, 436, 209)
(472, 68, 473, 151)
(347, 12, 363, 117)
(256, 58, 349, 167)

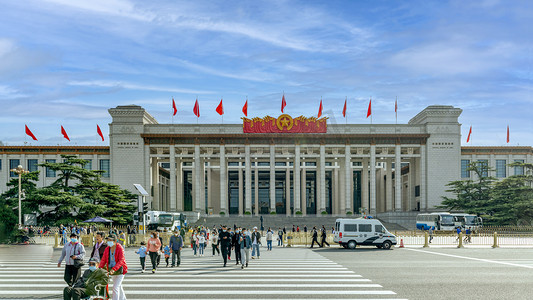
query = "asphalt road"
(315, 245, 533, 300)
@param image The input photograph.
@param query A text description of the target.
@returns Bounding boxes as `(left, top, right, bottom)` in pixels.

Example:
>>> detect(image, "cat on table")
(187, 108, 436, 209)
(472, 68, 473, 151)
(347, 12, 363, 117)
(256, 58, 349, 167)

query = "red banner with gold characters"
(242, 114, 327, 133)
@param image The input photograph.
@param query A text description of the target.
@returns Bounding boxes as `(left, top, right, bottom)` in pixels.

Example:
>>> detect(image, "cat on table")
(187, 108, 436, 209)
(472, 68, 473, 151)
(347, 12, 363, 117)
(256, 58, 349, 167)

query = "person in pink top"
(146, 232, 161, 273)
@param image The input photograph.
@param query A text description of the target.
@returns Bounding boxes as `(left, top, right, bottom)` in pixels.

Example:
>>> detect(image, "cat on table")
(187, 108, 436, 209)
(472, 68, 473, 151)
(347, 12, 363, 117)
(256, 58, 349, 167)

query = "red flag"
(216, 99, 224, 115)
(97, 124, 104, 141)
(342, 97, 347, 117)
(466, 126, 472, 143)
(317, 99, 323, 118)
(25, 125, 37, 141)
(193, 98, 200, 117)
(507, 125, 510, 143)
(281, 94, 286, 113)
(61, 125, 70, 141)
(172, 97, 177, 116)
(366, 99, 372, 118)
(242, 99, 248, 116)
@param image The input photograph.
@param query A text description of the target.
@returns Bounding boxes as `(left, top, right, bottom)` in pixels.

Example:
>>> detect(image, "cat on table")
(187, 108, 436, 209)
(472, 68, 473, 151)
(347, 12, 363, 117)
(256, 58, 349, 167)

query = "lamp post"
(10, 165, 29, 227)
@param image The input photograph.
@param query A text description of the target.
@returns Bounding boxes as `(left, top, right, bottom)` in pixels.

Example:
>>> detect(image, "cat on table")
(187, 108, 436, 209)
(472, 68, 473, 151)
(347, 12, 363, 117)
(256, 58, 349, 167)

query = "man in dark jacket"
(321, 225, 330, 247)
(219, 226, 231, 267)
(310, 227, 320, 248)
(90, 232, 107, 261)
(169, 229, 184, 267)
(63, 258, 99, 300)
(232, 228, 242, 265)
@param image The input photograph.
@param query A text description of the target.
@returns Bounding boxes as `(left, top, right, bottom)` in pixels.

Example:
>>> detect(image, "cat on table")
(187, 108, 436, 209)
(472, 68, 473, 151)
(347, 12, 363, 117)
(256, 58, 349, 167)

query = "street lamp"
(10, 165, 29, 227)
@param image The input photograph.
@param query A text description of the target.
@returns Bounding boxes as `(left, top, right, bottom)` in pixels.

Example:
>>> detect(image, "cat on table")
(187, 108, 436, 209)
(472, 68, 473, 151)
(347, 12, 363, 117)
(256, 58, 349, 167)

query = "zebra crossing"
(0, 245, 406, 299)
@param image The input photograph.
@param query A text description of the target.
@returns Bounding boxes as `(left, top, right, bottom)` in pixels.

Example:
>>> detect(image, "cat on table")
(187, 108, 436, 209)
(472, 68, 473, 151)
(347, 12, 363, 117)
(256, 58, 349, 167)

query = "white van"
(333, 218, 397, 250)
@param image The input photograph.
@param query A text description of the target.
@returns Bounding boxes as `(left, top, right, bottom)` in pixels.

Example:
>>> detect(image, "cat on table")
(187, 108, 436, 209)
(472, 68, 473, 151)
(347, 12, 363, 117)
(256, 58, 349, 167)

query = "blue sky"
(0, 0, 531, 146)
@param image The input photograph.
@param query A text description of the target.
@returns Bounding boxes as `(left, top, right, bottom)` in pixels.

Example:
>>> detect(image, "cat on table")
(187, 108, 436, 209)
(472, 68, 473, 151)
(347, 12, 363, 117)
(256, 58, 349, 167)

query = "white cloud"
(68, 80, 214, 95)
(42, 0, 153, 21)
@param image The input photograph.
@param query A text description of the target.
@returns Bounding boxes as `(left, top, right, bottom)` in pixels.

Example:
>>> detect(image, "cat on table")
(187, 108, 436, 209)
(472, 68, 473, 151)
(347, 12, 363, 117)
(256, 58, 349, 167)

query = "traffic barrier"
(423, 232, 429, 248)
(399, 239, 404, 248)
(492, 232, 499, 248)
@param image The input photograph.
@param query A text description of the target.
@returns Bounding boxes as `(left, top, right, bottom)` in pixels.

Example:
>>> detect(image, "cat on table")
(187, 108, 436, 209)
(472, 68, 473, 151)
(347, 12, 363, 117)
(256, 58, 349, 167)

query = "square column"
(238, 164, 243, 215)
(144, 145, 151, 208)
(219, 145, 227, 214)
(333, 161, 339, 214)
(169, 145, 176, 211)
(254, 166, 259, 215)
(207, 163, 211, 213)
(285, 167, 291, 215)
(395, 144, 402, 211)
(362, 158, 369, 213)
(294, 144, 301, 214)
(319, 145, 326, 213)
(344, 145, 351, 213)
(301, 166, 307, 215)
(245, 145, 252, 213)
(270, 145, 276, 213)
(370, 145, 377, 215)
(176, 159, 183, 211)
(386, 158, 393, 212)
(194, 144, 201, 212)
(420, 144, 427, 211)
(151, 156, 159, 211)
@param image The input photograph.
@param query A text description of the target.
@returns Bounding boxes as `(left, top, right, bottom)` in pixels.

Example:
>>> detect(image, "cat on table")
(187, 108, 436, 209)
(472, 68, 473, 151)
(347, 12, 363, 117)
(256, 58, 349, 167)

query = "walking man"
(169, 229, 183, 267)
(251, 227, 261, 259)
(219, 226, 231, 267)
(58, 233, 86, 287)
(239, 228, 252, 269)
(310, 227, 320, 248)
(232, 228, 242, 265)
(428, 226, 434, 244)
(320, 225, 330, 247)
(277, 228, 284, 247)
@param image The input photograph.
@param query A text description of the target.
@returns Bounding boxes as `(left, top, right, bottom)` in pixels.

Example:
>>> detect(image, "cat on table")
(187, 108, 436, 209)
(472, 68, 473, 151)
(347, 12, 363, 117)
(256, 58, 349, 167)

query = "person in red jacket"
(99, 235, 127, 300)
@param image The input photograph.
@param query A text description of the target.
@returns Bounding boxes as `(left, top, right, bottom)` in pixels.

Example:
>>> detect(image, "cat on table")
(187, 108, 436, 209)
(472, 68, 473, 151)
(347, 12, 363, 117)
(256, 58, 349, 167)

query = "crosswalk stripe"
(0, 283, 383, 288)
(0, 290, 397, 295)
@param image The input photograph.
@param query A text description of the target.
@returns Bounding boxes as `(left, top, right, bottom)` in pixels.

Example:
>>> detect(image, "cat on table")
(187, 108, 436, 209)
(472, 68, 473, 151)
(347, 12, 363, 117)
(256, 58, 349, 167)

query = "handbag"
(73, 243, 85, 268)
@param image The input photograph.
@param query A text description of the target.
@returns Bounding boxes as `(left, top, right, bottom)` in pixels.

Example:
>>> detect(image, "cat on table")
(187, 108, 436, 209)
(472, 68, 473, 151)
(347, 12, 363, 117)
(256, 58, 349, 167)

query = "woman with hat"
(99, 234, 128, 300)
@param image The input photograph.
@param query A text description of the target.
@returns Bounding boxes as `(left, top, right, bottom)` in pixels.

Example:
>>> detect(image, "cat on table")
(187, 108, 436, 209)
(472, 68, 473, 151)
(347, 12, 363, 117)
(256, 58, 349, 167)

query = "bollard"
(287, 233, 292, 247)
(54, 233, 59, 248)
(457, 233, 464, 248)
(124, 233, 128, 247)
(492, 232, 499, 248)
(423, 232, 429, 248)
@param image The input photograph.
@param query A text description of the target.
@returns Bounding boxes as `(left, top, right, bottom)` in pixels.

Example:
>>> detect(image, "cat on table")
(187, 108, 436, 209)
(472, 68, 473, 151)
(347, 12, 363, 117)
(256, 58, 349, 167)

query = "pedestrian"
(310, 228, 320, 248)
(135, 241, 147, 273)
(198, 232, 206, 256)
(292, 225, 296, 233)
(239, 228, 252, 269)
(266, 228, 273, 251)
(62, 257, 102, 300)
(58, 232, 86, 287)
(99, 235, 128, 300)
(211, 230, 220, 256)
(232, 228, 241, 264)
(192, 230, 198, 256)
(277, 227, 284, 247)
(169, 229, 184, 267)
(163, 244, 171, 266)
(455, 226, 462, 242)
(304, 225, 307, 233)
(296, 226, 300, 233)
(118, 231, 126, 246)
(219, 226, 231, 267)
(321, 226, 330, 247)
(146, 231, 161, 273)
(227, 228, 234, 261)
(157, 232, 164, 266)
(251, 227, 261, 259)
(428, 226, 434, 244)
(90, 232, 107, 261)
(283, 226, 286, 234)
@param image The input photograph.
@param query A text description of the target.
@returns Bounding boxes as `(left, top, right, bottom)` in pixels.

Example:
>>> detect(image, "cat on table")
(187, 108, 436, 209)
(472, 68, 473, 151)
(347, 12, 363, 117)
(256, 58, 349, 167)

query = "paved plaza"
(2, 244, 533, 299)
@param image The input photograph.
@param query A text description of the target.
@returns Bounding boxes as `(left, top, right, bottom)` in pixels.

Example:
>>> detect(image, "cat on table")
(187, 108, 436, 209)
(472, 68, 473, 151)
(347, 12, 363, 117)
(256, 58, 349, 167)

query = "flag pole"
(345, 96, 347, 134)
(172, 96, 174, 125)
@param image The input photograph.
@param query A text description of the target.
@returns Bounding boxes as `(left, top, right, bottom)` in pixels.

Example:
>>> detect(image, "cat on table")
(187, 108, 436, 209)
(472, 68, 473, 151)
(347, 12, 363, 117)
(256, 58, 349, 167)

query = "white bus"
(416, 213, 456, 231)
(157, 212, 186, 231)
(452, 213, 483, 231)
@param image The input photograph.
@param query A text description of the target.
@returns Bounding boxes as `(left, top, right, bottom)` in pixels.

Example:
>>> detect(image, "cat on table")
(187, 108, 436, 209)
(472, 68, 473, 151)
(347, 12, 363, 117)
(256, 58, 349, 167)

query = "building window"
(514, 159, 525, 176)
(275, 162, 285, 166)
(496, 160, 506, 178)
(305, 162, 316, 166)
(45, 159, 56, 177)
(258, 162, 270, 166)
(84, 160, 92, 170)
(228, 162, 239, 167)
(461, 160, 470, 178)
(27, 159, 38, 172)
(99, 159, 110, 178)
(0, 159, 2, 170)
(478, 160, 489, 177)
(161, 162, 170, 169)
(9, 159, 20, 177)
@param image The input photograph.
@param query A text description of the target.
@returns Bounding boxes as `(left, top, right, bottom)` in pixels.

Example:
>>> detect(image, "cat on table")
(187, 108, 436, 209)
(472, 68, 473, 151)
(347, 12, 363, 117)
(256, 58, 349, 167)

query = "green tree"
(438, 161, 496, 215)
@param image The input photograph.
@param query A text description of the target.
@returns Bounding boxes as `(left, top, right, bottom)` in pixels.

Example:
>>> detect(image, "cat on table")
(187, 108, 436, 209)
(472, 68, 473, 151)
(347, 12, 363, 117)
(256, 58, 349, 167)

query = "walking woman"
(198, 232, 206, 256)
(99, 235, 128, 300)
(146, 231, 161, 273)
(192, 230, 198, 256)
(211, 230, 220, 256)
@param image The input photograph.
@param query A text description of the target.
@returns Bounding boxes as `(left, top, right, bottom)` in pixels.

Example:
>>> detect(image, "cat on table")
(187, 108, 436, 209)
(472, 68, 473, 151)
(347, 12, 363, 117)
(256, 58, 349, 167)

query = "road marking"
(0, 283, 383, 288)
(0, 274, 363, 278)
(0, 278, 371, 282)
(0, 290, 397, 295)
(405, 248, 533, 269)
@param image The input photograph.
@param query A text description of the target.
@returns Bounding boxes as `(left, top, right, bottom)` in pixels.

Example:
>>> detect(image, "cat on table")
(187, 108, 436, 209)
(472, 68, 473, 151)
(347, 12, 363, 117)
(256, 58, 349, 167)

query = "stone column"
(176, 159, 183, 211)
(169, 145, 176, 211)
(370, 145, 376, 215)
(238, 164, 243, 216)
(301, 166, 307, 216)
(151, 157, 159, 210)
(194, 144, 201, 212)
(362, 158, 369, 213)
(333, 161, 339, 214)
(219, 145, 227, 214)
(270, 145, 276, 213)
(386, 158, 393, 212)
(344, 145, 351, 213)
(207, 163, 212, 213)
(245, 145, 252, 213)
(254, 165, 259, 215)
(420, 144, 427, 211)
(294, 144, 301, 214)
(395, 144, 402, 211)
(285, 167, 290, 215)
(143, 145, 150, 207)
(319, 144, 326, 213)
